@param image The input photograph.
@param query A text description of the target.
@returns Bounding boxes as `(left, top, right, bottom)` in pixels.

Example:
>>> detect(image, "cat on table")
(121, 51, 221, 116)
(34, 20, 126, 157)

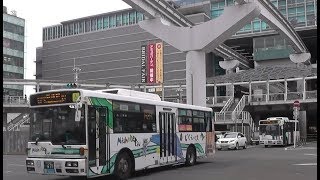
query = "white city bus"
(26, 89, 215, 179)
(259, 117, 300, 147)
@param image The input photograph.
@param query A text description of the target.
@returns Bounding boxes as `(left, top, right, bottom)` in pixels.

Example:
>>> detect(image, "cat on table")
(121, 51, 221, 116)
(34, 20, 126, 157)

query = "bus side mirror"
(75, 110, 81, 122)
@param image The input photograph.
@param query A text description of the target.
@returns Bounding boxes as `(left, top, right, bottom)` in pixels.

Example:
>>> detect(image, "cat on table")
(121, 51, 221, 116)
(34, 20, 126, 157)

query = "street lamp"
(176, 84, 183, 103)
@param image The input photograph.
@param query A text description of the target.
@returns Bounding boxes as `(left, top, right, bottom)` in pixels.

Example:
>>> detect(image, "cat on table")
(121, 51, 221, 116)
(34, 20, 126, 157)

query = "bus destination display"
(30, 91, 80, 106)
(260, 120, 279, 125)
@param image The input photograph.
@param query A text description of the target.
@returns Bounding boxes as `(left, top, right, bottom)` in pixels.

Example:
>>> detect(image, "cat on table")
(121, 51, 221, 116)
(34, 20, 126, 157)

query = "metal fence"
(3, 129, 29, 155)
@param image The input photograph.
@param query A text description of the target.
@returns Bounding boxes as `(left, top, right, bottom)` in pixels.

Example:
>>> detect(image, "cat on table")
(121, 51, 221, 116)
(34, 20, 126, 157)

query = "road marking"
(8, 164, 25, 167)
(304, 153, 317, 156)
(285, 147, 317, 150)
(4, 171, 12, 173)
(292, 163, 317, 166)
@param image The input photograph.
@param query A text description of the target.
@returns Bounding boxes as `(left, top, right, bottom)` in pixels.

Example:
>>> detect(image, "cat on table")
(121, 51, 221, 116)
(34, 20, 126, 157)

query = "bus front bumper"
(259, 140, 283, 145)
(26, 158, 86, 176)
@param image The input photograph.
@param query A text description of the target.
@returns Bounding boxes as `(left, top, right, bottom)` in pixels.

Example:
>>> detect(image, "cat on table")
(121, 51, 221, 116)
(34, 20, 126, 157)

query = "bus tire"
(114, 152, 132, 180)
(265, 145, 268, 148)
(185, 146, 196, 166)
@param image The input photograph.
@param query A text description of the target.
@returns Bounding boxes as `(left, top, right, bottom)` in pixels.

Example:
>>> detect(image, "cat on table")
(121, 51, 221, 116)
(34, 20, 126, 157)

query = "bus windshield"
(259, 125, 280, 136)
(29, 105, 85, 145)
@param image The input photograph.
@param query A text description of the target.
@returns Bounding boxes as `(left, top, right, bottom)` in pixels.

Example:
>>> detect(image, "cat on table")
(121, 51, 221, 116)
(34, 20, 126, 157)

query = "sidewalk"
(285, 141, 317, 150)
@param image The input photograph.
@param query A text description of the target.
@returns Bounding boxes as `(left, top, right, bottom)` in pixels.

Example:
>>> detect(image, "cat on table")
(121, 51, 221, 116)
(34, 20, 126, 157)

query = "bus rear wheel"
(185, 146, 196, 166)
(114, 152, 132, 180)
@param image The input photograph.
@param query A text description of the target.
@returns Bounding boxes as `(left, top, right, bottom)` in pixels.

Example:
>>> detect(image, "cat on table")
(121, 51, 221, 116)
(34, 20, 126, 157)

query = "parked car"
(216, 132, 247, 150)
(215, 131, 230, 140)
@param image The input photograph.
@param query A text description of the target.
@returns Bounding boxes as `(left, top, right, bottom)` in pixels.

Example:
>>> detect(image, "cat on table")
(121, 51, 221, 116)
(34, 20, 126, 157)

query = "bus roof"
(30, 88, 212, 112)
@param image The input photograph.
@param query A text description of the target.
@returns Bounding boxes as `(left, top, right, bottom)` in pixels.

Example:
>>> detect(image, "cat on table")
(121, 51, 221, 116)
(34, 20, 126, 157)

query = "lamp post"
(176, 84, 183, 103)
(73, 58, 81, 84)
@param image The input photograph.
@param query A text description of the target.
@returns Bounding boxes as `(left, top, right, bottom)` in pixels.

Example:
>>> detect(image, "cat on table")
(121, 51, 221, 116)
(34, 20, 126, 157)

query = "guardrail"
(220, 97, 234, 113)
(3, 96, 28, 105)
(232, 95, 246, 118)
(305, 90, 317, 99)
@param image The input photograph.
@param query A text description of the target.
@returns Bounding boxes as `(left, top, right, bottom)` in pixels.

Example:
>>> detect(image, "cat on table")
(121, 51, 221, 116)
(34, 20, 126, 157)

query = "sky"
(3, 0, 131, 97)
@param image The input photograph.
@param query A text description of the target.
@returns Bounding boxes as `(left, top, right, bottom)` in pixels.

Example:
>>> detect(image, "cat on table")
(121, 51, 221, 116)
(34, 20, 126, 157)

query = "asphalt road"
(3, 143, 317, 180)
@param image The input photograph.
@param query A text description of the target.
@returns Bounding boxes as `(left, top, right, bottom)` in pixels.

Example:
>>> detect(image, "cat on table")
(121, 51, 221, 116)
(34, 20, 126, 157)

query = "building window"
(3, 55, 24, 67)
(91, 18, 97, 31)
(3, 38, 24, 51)
(79, 22, 84, 33)
(3, 21, 24, 36)
(103, 17, 109, 29)
(97, 18, 103, 30)
(85, 20, 90, 32)
(116, 14, 122, 26)
(129, 12, 136, 24)
(110, 16, 116, 28)
(137, 12, 144, 22)
(122, 13, 129, 26)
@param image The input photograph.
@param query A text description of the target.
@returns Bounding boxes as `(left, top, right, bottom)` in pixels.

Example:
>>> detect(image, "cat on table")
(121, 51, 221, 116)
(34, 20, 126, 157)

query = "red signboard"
(147, 44, 156, 83)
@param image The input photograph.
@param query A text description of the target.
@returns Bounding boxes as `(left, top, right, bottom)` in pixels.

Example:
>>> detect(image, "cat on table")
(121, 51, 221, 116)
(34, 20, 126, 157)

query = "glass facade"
(210, 0, 317, 34)
(43, 10, 144, 42)
(3, 10, 25, 96)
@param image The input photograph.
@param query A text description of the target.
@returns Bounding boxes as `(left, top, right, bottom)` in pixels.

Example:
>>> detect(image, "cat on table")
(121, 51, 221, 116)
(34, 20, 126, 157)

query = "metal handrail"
(7, 114, 30, 131)
(3, 96, 28, 105)
(220, 96, 234, 113)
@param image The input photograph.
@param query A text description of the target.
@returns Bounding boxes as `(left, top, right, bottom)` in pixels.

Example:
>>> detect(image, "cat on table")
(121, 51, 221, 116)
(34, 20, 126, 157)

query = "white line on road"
(292, 163, 317, 166)
(285, 147, 317, 150)
(304, 153, 317, 156)
(8, 164, 25, 167)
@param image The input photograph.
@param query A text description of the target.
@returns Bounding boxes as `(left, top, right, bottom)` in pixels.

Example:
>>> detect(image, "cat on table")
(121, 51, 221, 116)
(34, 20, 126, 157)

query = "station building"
(35, 0, 317, 139)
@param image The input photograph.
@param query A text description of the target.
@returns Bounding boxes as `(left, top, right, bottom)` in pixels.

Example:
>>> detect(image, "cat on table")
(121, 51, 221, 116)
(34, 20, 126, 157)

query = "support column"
(303, 77, 306, 100)
(299, 111, 307, 141)
(186, 51, 206, 106)
(266, 80, 269, 102)
(249, 82, 252, 102)
(214, 85, 217, 104)
(284, 80, 287, 101)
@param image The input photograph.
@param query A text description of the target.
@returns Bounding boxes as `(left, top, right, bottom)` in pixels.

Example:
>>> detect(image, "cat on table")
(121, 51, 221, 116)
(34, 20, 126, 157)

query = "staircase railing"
(232, 95, 247, 120)
(220, 96, 234, 113)
(7, 114, 30, 131)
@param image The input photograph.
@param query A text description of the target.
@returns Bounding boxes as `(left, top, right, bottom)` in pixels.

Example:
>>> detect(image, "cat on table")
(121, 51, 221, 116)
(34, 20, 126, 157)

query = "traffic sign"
(293, 100, 300, 107)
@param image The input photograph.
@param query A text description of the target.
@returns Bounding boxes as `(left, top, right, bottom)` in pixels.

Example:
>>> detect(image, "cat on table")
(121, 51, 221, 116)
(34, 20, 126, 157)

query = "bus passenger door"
(159, 112, 177, 164)
(87, 106, 110, 177)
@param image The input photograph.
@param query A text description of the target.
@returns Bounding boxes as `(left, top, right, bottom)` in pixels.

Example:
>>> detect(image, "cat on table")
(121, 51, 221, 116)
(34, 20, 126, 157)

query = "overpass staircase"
(214, 95, 256, 141)
(5, 113, 30, 132)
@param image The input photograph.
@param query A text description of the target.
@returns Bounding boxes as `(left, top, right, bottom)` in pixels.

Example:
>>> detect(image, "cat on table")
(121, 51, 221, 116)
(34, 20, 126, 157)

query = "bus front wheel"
(185, 146, 196, 166)
(114, 152, 132, 180)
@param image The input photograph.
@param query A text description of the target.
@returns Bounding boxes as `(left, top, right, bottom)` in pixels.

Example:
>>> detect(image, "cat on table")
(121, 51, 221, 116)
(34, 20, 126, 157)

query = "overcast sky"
(3, 0, 131, 96)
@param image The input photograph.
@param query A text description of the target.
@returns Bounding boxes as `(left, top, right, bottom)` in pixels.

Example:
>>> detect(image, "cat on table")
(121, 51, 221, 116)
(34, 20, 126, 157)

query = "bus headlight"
(26, 160, 34, 166)
(65, 161, 78, 167)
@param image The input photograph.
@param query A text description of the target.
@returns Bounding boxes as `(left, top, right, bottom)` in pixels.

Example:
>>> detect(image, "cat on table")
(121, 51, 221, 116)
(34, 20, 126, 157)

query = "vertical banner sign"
(147, 43, 156, 83)
(156, 42, 163, 83)
(141, 45, 147, 83)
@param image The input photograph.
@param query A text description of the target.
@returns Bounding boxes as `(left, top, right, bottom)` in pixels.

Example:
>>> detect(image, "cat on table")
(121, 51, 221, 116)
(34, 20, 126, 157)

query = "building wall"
(3, 7, 25, 96)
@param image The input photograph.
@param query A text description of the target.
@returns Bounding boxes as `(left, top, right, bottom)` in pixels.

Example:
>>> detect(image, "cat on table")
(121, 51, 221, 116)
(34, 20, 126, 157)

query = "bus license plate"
(45, 169, 55, 173)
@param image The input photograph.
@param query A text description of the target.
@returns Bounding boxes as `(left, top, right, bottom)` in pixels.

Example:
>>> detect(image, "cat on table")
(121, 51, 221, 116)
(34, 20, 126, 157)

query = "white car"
(216, 132, 247, 150)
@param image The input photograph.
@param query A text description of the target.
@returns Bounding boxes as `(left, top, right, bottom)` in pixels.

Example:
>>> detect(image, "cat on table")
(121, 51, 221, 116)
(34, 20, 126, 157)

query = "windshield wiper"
(61, 142, 67, 149)
(31, 137, 40, 145)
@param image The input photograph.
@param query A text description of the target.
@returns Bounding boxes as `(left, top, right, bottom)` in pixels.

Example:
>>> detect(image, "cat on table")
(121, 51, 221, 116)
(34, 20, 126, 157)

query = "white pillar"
(214, 85, 217, 104)
(186, 51, 206, 107)
(303, 77, 306, 100)
(284, 80, 287, 101)
(266, 81, 269, 102)
(249, 82, 252, 102)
